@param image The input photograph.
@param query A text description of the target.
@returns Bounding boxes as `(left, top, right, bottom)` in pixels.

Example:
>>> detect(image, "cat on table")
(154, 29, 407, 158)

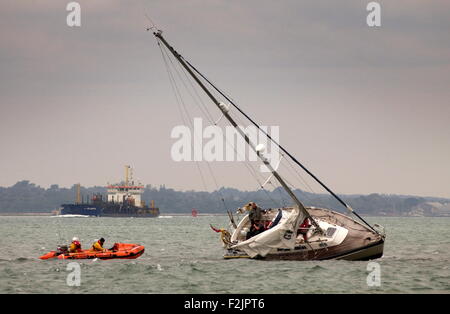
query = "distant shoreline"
(2, 181, 449, 217)
(0, 212, 449, 217)
(0, 212, 227, 217)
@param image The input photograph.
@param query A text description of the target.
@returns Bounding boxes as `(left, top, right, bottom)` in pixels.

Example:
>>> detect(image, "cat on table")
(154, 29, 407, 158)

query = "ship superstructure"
(107, 166, 145, 207)
(57, 166, 160, 217)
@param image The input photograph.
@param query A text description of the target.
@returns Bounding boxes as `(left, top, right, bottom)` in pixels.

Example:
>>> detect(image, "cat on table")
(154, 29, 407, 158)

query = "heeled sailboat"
(151, 29, 386, 261)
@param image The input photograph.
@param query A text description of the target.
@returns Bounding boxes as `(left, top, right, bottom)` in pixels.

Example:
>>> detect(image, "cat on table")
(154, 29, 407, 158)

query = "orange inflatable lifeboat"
(39, 243, 145, 260)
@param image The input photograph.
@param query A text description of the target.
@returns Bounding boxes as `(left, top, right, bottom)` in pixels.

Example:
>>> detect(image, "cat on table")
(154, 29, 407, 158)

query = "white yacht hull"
(224, 207, 385, 261)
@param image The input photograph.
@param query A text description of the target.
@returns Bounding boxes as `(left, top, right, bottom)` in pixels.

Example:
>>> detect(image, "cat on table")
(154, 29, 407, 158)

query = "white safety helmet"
(72, 237, 79, 242)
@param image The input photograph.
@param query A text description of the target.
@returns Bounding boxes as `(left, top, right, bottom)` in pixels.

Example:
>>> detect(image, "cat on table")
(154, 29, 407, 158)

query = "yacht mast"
(154, 30, 322, 232)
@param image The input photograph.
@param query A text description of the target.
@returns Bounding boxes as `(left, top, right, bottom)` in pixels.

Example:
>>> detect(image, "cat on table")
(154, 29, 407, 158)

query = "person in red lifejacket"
(69, 237, 82, 253)
(298, 218, 312, 242)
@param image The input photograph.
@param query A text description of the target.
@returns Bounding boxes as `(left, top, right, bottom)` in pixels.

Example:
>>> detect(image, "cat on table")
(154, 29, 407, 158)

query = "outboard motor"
(56, 245, 69, 255)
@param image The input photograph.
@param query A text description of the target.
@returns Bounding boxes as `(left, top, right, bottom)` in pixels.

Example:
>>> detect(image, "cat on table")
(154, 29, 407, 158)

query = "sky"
(1, 0, 449, 198)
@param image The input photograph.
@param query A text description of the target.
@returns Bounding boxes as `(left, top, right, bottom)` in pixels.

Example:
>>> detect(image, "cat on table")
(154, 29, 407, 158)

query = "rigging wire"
(164, 45, 231, 210)
(179, 56, 378, 233)
(144, 13, 157, 31)
(175, 62, 273, 202)
(179, 65, 217, 125)
(180, 71, 308, 209)
(228, 112, 286, 208)
(171, 54, 216, 124)
(159, 38, 282, 210)
(278, 159, 316, 205)
(161, 42, 224, 204)
(157, 40, 209, 193)
(174, 55, 311, 210)
(283, 157, 316, 194)
(159, 40, 230, 210)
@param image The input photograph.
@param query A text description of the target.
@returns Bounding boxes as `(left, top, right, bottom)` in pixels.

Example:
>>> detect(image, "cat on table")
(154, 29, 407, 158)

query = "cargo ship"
(57, 166, 160, 217)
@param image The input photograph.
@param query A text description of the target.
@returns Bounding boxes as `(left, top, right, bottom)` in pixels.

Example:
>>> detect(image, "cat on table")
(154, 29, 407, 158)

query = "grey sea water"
(0, 215, 449, 294)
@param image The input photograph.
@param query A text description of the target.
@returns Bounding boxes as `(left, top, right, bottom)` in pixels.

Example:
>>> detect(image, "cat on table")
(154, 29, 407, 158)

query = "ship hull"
(59, 203, 160, 218)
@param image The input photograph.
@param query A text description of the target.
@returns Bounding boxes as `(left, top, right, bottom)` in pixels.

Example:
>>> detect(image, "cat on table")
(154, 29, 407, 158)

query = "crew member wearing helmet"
(69, 237, 82, 253)
(91, 238, 107, 252)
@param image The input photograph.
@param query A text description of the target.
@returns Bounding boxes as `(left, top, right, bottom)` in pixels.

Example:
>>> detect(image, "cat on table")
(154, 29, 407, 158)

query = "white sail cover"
(231, 206, 302, 258)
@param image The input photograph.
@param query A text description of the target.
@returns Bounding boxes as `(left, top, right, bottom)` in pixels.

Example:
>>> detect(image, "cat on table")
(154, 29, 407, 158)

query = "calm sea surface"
(0, 215, 449, 293)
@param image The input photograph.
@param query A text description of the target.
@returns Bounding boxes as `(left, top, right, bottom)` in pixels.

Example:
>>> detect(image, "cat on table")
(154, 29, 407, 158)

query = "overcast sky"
(1, 0, 449, 198)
